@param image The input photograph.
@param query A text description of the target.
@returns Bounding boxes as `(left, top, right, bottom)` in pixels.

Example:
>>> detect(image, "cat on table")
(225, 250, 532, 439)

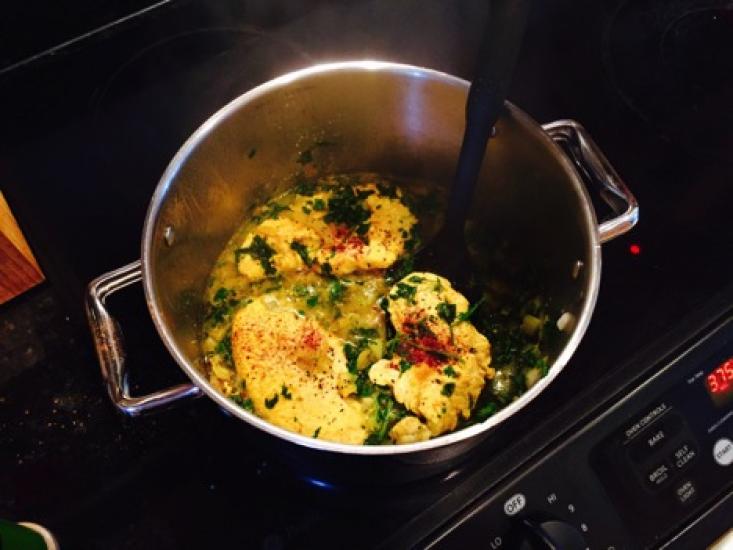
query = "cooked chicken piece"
(369, 272, 493, 436)
(389, 416, 431, 444)
(230, 297, 369, 443)
(236, 218, 321, 282)
(236, 183, 416, 282)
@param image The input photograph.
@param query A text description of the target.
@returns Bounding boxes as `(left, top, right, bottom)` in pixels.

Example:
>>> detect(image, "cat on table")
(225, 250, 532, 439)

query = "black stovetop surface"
(1, 1, 732, 548)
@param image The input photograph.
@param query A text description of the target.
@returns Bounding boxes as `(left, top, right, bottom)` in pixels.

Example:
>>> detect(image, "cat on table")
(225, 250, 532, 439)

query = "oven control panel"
(425, 318, 733, 549)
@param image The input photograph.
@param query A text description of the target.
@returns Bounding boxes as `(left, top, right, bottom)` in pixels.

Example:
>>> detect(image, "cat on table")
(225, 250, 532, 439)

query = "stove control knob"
(514, 518, 587, 550)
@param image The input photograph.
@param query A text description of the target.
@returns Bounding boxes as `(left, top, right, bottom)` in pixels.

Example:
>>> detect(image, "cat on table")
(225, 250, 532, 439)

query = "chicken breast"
(369, 272, 493, 436)
(230, 297, 370, 443)
(236, 183, 416, 282)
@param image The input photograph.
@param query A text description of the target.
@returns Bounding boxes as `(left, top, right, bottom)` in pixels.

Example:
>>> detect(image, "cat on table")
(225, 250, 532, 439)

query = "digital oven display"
(706, 357, 733, 405)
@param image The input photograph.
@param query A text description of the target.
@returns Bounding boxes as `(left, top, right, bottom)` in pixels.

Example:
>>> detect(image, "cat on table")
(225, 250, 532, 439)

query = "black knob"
(515, 518, 587, 550)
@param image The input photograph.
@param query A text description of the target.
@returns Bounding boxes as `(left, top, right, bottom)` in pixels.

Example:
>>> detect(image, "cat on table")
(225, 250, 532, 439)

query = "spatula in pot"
(416, 0, 531, 294)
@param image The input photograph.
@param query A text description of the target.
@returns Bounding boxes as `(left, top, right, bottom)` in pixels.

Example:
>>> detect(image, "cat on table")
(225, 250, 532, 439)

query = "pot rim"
(141, 60, 601, 456)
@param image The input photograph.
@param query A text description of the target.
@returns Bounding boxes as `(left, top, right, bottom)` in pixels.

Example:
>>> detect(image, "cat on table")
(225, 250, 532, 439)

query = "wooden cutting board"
(0, 191, 44, 304)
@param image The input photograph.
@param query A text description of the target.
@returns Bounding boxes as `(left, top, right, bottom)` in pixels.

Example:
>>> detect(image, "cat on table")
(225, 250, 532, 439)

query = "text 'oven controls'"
(713, 438, 733, 466)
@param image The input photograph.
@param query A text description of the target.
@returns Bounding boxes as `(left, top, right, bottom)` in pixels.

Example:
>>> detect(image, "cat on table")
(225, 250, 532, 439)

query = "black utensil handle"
(445, 0, 532, 231)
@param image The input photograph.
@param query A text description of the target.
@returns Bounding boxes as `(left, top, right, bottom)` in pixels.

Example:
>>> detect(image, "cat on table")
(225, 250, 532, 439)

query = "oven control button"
(515, 519, 587, 550)
(628, 414, 682, 462)
(671, 441, 697, 470)
(713, 438, 733, 466)
(645, 461, 672, 488)
(674, 479, 697, 505)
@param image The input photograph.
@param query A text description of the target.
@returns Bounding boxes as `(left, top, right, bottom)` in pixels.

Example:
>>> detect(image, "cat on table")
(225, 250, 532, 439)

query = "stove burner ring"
(604, 0, 733, 162)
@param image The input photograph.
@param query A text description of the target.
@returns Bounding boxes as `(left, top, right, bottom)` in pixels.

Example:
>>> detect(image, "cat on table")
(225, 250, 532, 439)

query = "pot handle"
(85, 260, 202, 416)
(542, 119, 639, 243)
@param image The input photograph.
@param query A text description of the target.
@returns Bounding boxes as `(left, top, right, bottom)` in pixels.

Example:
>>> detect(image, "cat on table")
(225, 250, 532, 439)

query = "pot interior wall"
(144, 65, 595, 374)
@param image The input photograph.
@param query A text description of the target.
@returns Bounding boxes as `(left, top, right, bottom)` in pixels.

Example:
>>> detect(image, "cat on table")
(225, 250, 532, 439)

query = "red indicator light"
(707, 358, 733, 394)
(629, 244, 641, 255)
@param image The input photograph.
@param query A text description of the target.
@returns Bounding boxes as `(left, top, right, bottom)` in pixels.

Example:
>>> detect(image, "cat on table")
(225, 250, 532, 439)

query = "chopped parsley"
(457, 296, 486, 323)
(252, 202, 290, 223)
(390, 282, 417, 304)
(306, 295, 319, 308)
(399, 359, 412, 373)
(290, 240, 313, 267)
(441, 383, 456, 397)
(313, 427, 321, 439)
(320, 262, 333, 277)
(343, 338, 369, 374)
(206, 288, 241, 326)
(213, 287, 231, 302)
(328, 279, 346, 303)
(313, 198, 325, 211)
(281, 385, 292, 399)
(443, 366, 458, 378)
(215, 334, 233, 367)
(384, 336, 400, 359)
(294, 179, 317, 196)
(437, 302, 457, 325)
(235, 235, 277, 276)
(323, 184, 372, 235)
(407, 275, 425, 284)
(265, 394, 279, 409)
(474, 402, 497, 422)
(355, 369, 375, 397)
(364, 392, 406, 445)
(230, 395, 254, 412)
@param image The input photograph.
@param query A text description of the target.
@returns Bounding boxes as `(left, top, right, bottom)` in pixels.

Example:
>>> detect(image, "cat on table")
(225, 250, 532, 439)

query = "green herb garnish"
(290, 240, 313, 267)
(215, 334, 233, 367)
(313, 198, 325, 211)
(443, 366, 458, 378)
(213, 287, 230, 302)
(235, 235, 277, 276)
(328, 279, 346, 303)
(355, 370, 375, 397)
(437, 302, 457, 325)
(457, 296, 486, 323)
(281, 385, 292, 399)
(323, 184, 372, 231)
(265, 394, 279, 409)
(294, 179, 317, 196)
(391, 282, 417, 304)
(306, 295, 319, 308)
(320, 262, 333, 277)
(441, 383, 456, 397)
(474, 402, 497, 422)
(230, 395, 254, 412)
(399, 359, 412, 373)
(253, 202, 290, 223)
(364, 392, 406, 445)
(313, 427, 321, 439)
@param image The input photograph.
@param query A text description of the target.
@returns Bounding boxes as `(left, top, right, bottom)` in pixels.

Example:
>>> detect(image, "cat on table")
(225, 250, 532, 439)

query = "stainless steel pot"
(86, 61, 637, 480)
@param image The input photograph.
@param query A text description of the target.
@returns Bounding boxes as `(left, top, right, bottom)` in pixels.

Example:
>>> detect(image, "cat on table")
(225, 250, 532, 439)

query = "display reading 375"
(706, 357, 733, 407)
